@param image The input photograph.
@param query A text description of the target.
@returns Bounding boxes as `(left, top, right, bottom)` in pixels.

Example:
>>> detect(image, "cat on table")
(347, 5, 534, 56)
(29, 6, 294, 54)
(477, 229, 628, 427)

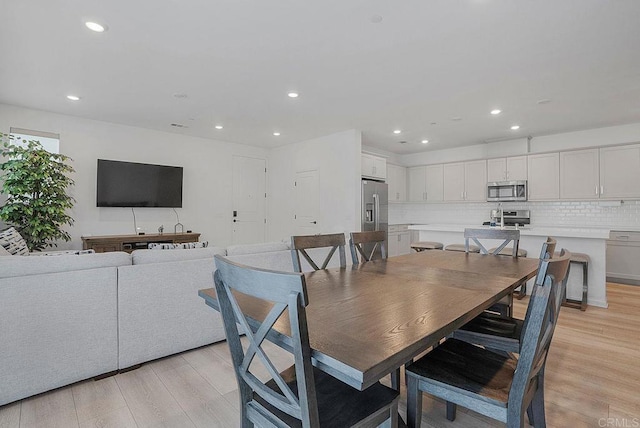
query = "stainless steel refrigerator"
(361, 179, 388, 258)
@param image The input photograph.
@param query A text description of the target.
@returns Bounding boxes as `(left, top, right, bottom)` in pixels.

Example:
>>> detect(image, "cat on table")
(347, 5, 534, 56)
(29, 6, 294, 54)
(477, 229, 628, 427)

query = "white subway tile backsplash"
(389, 200, 640, 229)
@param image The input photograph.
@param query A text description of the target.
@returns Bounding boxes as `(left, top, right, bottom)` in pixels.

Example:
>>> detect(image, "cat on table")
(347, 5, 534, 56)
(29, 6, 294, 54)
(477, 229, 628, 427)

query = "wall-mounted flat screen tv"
(96, 159, 183, 207)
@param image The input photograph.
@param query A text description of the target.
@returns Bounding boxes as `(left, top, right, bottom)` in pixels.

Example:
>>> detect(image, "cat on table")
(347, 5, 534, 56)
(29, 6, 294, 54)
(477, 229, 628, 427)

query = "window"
(9, 127, 60, 154)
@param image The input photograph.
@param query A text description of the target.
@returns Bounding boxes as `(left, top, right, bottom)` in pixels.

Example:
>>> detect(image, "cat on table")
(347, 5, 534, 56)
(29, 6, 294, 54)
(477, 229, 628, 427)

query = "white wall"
(0, 104, 268, 249)
(267, 130, 362, 241)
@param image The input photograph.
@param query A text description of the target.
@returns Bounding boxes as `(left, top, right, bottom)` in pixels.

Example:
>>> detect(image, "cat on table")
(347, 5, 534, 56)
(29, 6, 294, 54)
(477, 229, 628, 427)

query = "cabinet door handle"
(595, 186, 599, 195)
(600, 186, 604, 195)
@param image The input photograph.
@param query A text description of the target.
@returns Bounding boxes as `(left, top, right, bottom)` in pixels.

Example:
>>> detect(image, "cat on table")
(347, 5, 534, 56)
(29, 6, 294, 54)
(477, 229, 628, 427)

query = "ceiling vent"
(170, 123, 188, 128)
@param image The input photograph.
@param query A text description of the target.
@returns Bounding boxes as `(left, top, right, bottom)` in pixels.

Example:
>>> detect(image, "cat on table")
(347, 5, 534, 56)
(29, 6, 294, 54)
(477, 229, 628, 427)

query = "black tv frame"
(96, 159, 183, 208)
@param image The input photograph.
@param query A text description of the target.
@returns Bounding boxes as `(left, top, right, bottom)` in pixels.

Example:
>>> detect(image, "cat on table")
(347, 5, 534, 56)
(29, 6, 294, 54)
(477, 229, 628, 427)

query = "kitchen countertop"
(408, 224, 610, 239)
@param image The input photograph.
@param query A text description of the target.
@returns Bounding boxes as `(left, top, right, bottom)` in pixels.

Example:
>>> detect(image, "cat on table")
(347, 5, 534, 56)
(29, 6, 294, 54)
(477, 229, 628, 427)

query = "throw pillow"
(0, 245, 11, 257)
(29, 249, 96, 256)
(0, 227, 29, 256)
(148, 241, 209, 250)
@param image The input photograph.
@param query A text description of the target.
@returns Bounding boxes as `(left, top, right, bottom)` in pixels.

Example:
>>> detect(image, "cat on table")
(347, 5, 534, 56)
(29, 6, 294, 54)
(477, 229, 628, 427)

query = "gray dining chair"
(452, 237, 559, 354)
(464, 228, 521, 317)
(405, 250, 571, 428)
(291, 233, 347, 272)
(213, 255, 400, 427)
(349, 230, 387, 264)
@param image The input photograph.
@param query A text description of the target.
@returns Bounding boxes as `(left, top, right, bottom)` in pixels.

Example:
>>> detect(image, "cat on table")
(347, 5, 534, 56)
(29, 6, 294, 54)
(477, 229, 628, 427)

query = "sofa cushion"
(225, 241, 290, 256)
(0, 251, 132, 279)
(0, 227, 29, 256)
(131, 246, 225, 265)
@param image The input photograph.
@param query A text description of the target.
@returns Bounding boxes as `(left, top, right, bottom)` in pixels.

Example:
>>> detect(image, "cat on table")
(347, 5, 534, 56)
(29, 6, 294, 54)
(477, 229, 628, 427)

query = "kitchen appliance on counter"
(487, 180, 527, 202)
(487, 209, 531, 228)
(607, 231, 640, 285)
(361, 179, 388, 258)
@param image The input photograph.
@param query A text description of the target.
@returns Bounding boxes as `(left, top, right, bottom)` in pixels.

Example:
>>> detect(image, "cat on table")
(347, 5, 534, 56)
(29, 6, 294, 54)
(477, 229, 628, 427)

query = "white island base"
(409, 224, 609, 308)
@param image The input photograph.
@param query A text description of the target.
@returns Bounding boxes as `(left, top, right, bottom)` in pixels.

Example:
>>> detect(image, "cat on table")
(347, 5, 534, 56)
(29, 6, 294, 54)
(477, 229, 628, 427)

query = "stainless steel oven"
(487, 180, 527, 202)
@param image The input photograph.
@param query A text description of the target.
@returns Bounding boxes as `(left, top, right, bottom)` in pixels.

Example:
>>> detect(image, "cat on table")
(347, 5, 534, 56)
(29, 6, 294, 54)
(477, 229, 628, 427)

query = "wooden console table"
(82, 232, 201, 253)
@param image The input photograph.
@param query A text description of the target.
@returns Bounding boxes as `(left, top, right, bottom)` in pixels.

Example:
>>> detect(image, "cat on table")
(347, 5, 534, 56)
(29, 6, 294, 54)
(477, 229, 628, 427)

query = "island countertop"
(408, 224, 610, 240)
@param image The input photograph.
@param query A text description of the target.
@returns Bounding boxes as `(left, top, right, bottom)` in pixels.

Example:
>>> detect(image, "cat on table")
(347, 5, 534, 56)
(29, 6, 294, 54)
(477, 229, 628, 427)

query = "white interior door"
(232, 156, 266, 245)
(294, 170, 319, 235)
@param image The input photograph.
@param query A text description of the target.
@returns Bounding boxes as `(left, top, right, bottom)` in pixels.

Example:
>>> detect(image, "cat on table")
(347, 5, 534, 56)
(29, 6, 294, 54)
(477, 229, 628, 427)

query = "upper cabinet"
(599, 144, 640, 199)
(487, 156, 527, 182)
(408, 165, 443, 202)
(387, 164, 407, 202)
(361, 153, 386, 180)
(443, 160, 487, 202)
(527, 153, 560, 200)
(425, 164, 444, 202)
(560, 149, 600, 199)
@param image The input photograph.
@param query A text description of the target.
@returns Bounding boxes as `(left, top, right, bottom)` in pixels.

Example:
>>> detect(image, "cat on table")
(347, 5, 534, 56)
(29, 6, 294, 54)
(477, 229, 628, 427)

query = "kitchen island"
(409, 224, 609, 308)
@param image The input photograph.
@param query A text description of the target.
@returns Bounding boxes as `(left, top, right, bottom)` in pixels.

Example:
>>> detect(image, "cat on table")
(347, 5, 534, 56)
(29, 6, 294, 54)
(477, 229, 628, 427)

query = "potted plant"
(0, 133, 75, 251)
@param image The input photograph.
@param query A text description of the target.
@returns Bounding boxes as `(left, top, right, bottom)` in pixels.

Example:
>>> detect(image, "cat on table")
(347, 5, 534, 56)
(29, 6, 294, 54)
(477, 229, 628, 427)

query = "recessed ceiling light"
(490, 109, 502, 115)
(510, 125, 520, 130)
(393, 130, 402, 134)
(430, 122, 437, 125)
(66, 95, 81, 101)
(421, 140, 429, 144)
(287, 92, 299, 98)
(85, 21, 107, 32)
(537, 98, 552, 104)
(273, 132, 281, 136)
(215, 125, 223, 130)
(370, 15, 383, 23)
(173, 93, 188, 99)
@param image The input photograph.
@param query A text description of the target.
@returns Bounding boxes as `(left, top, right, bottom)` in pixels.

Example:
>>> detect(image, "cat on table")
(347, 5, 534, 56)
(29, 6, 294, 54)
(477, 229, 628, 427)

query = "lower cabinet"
(388, 225, 411, 257)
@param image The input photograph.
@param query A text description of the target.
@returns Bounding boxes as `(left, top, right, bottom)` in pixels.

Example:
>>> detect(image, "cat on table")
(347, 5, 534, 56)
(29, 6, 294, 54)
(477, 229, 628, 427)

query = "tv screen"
(96, 159, 183, 207)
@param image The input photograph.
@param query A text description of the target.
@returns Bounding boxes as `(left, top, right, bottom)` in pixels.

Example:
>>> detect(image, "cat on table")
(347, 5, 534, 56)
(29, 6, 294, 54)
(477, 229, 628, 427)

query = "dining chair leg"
(446, 401, 457, 421)
(390, 368, 401, 391)
(406, 375, 422, 428)
(528, 373, 547, 427)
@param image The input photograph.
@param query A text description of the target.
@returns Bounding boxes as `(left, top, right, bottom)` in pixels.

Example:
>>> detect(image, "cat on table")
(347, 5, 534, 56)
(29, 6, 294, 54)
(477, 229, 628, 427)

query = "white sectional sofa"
(0, 252, 131, 406)
(0, 239, 348, 406)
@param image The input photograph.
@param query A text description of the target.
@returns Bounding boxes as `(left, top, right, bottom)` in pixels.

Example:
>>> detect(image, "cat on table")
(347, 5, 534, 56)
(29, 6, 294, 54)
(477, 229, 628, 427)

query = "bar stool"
(488, 247, 528, 257)
(411, 241, 443, 252)
(556, 251, 589, 311)
(445, 243, 480, 253)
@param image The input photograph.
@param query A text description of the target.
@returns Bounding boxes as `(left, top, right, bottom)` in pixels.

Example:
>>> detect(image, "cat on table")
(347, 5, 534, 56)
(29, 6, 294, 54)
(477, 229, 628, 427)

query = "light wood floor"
(1, 283, 638, 428)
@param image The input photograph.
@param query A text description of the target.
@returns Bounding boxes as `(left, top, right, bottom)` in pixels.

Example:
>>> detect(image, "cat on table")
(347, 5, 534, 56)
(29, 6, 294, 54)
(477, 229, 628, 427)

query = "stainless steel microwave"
(487, 180, 527, 202)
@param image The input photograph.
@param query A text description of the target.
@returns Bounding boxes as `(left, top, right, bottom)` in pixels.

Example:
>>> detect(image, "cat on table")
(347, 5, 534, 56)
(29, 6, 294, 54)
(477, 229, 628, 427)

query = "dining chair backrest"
(464, 228, 520, 257)
(539, 236, 557, 260)
(291, 233, 347, 272)
(349, 230, 387, 264)
(508, 250, 571, 420)
(213, 255, 320, 426)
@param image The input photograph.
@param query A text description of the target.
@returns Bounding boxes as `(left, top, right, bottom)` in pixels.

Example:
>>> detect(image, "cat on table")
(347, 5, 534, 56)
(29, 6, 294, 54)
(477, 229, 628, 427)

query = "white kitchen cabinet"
(386, 164, 407, 202)
(408, 165, 443, 202)
(464, 160, 487, 201)
(527, 153, 560, 200)
(487, 156, 527, 182)
(443, 163, 465, 201)
(408, 166, 427, 202)
(599, 144, 640, 199)
(361, 153, 386, 180)
(560, 149, 600, 199)
(388, 224, 411, 257)
(425, 164, 444, 202)
(443, 160, 486, 202)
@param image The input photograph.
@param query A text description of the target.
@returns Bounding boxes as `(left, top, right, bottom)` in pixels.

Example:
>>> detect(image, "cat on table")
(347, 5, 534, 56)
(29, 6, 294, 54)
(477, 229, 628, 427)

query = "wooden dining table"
(199, 250, 539, 392)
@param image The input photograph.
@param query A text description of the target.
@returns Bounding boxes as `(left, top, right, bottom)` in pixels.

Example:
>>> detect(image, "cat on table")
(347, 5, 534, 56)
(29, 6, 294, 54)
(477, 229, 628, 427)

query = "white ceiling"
(1, 1, 639, 154)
